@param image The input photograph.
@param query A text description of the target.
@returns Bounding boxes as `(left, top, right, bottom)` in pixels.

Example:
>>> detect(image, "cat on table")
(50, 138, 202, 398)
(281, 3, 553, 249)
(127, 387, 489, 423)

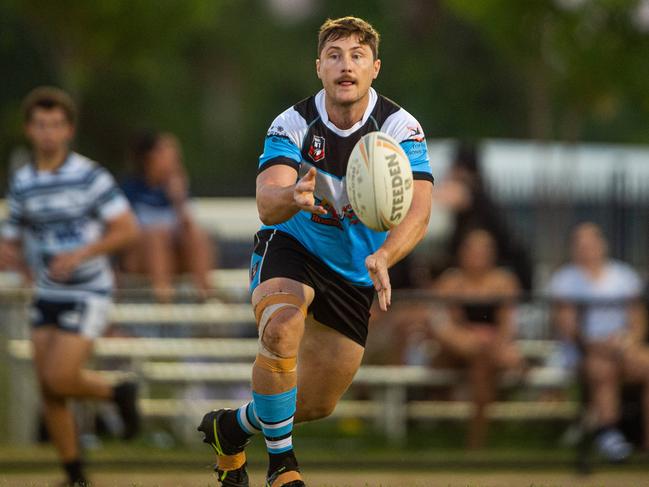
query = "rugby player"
(0, 87, 140, 486)
(198, 17, 433, 487)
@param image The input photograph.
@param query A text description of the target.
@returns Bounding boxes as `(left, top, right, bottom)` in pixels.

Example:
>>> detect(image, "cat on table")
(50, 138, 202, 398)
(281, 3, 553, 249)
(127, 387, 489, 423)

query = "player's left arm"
(49, 169, 140, 281)
(366, 114, 433, 311)
(49, 211, 139, 281)
(366, 180, 432, 311)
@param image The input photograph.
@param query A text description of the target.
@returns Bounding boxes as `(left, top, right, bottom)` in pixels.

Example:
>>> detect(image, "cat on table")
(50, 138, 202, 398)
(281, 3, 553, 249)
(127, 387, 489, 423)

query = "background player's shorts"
(250, 229, 374, 346)
(30, 295, 112, 339)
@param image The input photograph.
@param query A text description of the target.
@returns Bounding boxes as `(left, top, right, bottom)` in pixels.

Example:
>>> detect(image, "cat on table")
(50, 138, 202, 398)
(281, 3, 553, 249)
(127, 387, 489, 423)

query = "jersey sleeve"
(89, 168, 131, 221)
(1, 184, 24, 240)
(381, 109, 433, 184)
(258, 108, 305, 174)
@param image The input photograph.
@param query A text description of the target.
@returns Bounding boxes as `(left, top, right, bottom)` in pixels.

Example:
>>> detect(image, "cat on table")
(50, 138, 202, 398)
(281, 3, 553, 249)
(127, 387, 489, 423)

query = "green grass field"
(1, 441, 648, 487)
(2, 469, 649, 487)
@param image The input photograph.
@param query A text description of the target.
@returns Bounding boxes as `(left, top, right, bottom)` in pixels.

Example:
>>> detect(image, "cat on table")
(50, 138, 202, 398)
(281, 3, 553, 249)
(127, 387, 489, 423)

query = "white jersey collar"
(315, 87, 377, 137)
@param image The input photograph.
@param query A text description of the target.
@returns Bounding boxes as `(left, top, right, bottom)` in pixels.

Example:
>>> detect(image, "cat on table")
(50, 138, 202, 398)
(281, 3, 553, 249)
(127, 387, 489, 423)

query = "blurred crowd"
(368, 143, 649, 459)
(2, 136, 649, 461)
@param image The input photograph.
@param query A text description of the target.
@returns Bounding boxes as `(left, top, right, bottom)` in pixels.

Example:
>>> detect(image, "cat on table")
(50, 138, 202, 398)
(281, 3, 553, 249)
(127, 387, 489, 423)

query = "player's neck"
(325, 95, 370, 130)
(34, 146, 69, 172)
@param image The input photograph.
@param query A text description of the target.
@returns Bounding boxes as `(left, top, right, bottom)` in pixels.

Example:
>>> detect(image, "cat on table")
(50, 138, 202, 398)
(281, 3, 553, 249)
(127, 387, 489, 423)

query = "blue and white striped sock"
(252, 387, 297, 457)
(236, 401, 262, 436)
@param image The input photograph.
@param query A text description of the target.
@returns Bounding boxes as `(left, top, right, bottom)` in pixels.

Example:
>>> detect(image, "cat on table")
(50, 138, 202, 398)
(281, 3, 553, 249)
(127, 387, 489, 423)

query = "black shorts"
(249, 229, 374, 346)
(30, 296, 111, 339)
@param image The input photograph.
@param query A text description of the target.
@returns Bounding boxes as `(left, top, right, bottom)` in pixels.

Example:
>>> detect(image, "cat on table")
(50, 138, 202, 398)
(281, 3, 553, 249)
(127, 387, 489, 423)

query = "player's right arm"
(256, 110, 326, 225)
(0, 181, 30, 278)
(256, 166, 326, 225)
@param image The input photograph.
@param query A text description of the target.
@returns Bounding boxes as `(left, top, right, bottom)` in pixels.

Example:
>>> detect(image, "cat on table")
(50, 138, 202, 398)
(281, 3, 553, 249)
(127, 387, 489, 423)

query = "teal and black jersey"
(257, 88, 433, 286)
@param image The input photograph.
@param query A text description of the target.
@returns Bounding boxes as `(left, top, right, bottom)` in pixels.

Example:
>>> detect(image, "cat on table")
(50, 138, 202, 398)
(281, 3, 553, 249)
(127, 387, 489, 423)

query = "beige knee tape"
(254, 292, 307, 360)
(255, 353, 297, 373)
(254, 292, 307, 324)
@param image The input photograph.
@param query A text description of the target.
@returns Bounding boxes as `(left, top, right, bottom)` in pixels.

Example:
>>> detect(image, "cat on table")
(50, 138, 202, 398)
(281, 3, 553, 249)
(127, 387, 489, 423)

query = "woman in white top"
(549, 222, 649, 459)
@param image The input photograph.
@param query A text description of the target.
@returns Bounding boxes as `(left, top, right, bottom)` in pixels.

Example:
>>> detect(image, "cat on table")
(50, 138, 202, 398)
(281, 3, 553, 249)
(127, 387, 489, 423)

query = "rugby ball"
(346, 132, 413, 232)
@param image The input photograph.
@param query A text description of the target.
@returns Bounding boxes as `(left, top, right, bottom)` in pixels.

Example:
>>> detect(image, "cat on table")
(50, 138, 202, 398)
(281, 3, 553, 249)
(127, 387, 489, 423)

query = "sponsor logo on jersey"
(267, 125, 287, 137)
(310, 198, 360, 229)
(308, 135, 326, 162)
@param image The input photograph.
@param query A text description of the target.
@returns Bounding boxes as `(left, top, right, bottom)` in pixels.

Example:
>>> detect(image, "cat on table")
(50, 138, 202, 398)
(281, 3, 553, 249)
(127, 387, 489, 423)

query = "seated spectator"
(549, 222, 649, 461)
(120, 131, 215, 301)
(433, 142, 533, 290)
(431, 227, 522, 449)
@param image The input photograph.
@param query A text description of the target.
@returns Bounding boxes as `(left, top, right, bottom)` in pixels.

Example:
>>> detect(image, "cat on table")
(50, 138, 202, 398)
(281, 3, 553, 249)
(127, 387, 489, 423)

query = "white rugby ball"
(346, 131, 413, 232)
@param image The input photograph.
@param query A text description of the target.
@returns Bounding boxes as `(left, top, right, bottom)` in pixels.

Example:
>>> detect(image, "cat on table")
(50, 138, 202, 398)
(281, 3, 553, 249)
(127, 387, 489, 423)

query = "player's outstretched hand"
(366, 249, 391, 311)
(48, 250, 85, 282)
(294, 167, 327, 215)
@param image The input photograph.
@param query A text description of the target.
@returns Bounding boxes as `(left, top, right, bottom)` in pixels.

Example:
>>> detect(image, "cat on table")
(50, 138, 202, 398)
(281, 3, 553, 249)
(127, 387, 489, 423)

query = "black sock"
(63, 459, 86, 485)
(268, 449, 298, 476)
(219, 409, 253, 448)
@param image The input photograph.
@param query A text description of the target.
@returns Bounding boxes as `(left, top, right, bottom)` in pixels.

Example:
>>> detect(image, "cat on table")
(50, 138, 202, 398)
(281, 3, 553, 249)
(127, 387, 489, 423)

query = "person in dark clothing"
(446, 142, 533, 291)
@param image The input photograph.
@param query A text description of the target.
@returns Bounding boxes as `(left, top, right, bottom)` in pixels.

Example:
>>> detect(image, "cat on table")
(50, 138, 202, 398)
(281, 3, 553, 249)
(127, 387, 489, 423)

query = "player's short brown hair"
(22, 86, 77, 124)
(318, 16, 380, 60)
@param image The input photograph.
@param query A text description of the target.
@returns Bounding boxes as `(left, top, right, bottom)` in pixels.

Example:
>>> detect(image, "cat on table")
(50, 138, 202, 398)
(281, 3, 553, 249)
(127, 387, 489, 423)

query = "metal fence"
(3, 287, 635, 447)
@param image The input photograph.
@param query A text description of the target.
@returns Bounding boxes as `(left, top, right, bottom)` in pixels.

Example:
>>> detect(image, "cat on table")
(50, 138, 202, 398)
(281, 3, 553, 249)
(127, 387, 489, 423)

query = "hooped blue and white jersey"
(2, 152, 130, 299)
(258, 88, 433, 286)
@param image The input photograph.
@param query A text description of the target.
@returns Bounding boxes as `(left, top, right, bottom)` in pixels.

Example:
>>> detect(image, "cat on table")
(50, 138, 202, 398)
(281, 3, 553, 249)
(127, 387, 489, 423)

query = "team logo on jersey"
(406, 125, 424, 142)
(308, 135, 326, 162)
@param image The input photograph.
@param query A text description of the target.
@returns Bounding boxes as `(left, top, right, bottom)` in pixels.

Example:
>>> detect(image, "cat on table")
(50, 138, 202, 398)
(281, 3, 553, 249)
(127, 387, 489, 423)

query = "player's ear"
(316, 58, 322, 79)
(372, 58, 381, 79)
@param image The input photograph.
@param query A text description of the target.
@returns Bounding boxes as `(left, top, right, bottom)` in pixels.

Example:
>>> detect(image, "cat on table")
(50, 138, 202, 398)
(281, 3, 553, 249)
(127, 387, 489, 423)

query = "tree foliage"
(1, 0, 648, 194)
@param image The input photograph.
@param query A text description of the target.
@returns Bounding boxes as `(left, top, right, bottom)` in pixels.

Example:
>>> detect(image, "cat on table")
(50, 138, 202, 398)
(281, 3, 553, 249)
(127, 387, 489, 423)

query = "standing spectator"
(432, 228, 523, 449)
(0, 86, 140, 486)
(549, 222, 649, 460)
(433, 142, 533, 290)
(120, 131, 215, 302)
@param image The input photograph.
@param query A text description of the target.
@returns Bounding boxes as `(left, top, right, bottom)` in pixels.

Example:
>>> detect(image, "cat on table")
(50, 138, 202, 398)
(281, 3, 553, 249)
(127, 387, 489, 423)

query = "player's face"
(25, 108, 74, 155)
(316, 35, 380, 107)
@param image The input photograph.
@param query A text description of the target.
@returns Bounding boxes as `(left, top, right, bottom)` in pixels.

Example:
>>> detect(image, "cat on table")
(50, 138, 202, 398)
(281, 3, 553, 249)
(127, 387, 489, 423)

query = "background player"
(0, 87, 140, 486)
(198, 17, 433, 487)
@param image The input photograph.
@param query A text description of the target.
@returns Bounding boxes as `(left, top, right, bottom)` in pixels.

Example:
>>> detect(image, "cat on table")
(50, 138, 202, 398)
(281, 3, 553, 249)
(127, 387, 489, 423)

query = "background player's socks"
(219, 402, 261, 447)
(63, 459, 87, 486)
(252, 387, 298, 476)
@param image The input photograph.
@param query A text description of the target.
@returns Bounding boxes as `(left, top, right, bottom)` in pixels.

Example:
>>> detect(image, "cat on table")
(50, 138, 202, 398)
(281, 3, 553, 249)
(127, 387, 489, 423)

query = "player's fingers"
(367, 269, 385, 309)
(297, 168, 316, 186)
(376, 266, 391, 308)
(294, 192, 313, 205)
(305, 205, 327, 215)
(365, 255, 377, 274)
(296, 178, 316, 194)
(303, 167, 317, 181)
(377, 288, 387, 312)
